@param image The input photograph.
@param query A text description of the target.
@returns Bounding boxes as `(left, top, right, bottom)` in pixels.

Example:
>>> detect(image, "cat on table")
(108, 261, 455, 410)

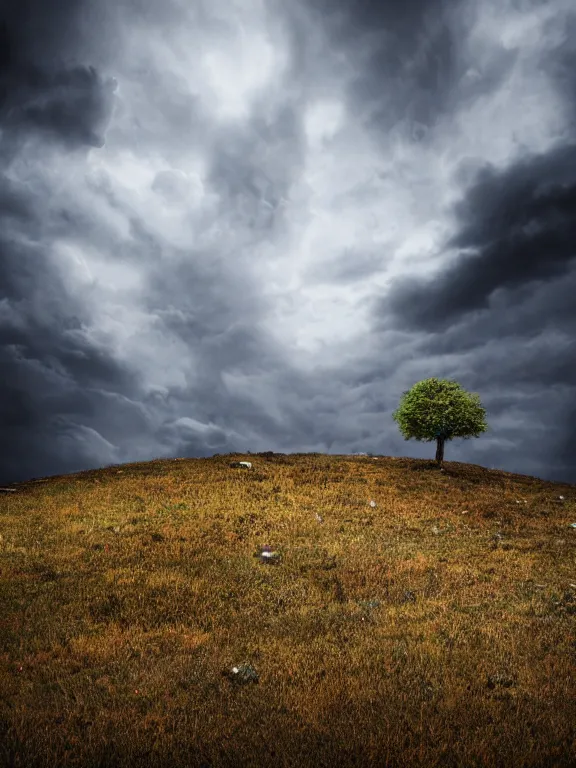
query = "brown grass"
(0, 452, 574, 767)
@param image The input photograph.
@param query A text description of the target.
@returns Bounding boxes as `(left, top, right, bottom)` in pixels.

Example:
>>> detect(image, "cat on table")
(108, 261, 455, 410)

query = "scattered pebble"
(223, 664, 259, 685)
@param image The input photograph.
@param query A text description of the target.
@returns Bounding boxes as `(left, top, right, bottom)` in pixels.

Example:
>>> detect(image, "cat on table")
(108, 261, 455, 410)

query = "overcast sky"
(1, 0, 575, 487)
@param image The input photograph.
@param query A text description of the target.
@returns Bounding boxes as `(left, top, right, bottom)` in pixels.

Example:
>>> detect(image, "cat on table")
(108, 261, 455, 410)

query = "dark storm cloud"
(1, 62, 117, 149)
(0, 4, 118, 155)
(0, 0, 142, 483)
(1, 0, 576, 490)
(378, 141, 576, 331)
(308, 0, 459, 38)
(0, 183, 144, 482)
(307, 0, 484, 144)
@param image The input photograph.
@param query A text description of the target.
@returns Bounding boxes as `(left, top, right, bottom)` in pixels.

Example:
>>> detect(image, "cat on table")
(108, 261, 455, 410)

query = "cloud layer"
(1, 0, 575, 485)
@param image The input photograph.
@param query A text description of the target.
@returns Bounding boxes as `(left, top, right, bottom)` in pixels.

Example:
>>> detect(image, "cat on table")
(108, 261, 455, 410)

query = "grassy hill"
(0, 452, 575, 767)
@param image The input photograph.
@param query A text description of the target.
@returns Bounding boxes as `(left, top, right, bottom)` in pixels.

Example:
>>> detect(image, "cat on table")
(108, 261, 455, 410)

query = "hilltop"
(0, 453, 574, 768)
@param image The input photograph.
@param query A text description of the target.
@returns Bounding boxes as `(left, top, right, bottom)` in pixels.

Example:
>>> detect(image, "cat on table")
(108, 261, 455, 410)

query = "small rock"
(255, 545, 281, 565)
(222, 664, 259, 685)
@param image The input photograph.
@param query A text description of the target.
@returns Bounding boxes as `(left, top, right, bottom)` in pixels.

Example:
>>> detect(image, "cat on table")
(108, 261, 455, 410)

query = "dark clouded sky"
(1, 0, 575, 487)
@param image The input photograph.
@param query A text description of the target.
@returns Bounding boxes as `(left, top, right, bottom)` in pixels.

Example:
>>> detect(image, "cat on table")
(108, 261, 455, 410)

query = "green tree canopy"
(392, 377, 488, 465)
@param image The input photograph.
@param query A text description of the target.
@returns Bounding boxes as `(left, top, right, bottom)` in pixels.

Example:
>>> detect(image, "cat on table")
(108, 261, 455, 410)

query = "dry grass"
(0, 452, 575, 768)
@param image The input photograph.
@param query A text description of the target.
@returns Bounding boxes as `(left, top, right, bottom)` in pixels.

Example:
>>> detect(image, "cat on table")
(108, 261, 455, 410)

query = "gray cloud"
(2, 61, 117, 149)
(1, 0, 575, 487)
(380, 141, 576, 331)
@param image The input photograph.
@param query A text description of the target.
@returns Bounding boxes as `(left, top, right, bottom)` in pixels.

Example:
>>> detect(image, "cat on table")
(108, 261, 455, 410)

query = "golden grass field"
(0, 452, 575, 767)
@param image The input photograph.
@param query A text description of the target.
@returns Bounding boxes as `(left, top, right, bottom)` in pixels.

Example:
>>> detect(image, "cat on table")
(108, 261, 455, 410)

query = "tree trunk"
(435, 437, 445, 466)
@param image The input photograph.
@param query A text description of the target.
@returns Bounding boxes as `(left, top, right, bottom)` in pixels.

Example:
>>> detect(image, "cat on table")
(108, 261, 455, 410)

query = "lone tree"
(392, 377, 488, 466)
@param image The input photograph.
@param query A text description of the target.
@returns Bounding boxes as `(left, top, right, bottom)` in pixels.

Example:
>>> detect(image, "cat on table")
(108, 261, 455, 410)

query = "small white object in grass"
(370, 500, 376, 508)
(260, 545, 280, 560)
